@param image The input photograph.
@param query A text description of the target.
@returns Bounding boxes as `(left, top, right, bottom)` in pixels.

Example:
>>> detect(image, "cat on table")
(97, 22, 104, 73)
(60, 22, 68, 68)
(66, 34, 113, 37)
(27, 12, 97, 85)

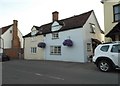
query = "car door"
(110, 44, 120, 67)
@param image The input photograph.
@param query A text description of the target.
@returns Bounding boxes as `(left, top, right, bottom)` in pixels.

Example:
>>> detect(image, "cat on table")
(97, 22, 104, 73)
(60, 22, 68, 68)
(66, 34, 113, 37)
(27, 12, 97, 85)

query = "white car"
(93, 41, 120, 72)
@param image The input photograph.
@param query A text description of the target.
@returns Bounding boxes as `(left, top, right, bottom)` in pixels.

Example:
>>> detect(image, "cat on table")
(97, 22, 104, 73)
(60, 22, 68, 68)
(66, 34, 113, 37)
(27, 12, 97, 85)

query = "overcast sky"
(0, 0, 104, 35)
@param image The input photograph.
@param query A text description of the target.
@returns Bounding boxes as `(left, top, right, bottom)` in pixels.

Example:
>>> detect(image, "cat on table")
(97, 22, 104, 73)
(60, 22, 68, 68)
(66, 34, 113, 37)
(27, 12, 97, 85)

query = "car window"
(100, 45, 109, 52)
(111, 44, 120, 53)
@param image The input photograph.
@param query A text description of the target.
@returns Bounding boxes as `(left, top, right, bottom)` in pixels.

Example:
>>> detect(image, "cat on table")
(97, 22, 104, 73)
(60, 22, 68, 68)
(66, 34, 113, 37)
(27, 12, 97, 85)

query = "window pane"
(34, 48, 36, 53)
(90, 24, 95, 33)
(52, 33, 59, 39)
(87, 43, 91, 51)
(50, 46, 61, 55)
(114, 6, 120, 14)
(100, 45, 109, 52)
(115, 14, 120, 21)
(31, 47, 37, 53)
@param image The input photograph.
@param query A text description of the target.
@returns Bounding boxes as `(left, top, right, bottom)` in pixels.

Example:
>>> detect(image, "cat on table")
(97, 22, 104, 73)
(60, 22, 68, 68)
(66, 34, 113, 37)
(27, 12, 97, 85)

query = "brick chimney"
(52, 11, 59, 21)
(12, 20, 21, 48)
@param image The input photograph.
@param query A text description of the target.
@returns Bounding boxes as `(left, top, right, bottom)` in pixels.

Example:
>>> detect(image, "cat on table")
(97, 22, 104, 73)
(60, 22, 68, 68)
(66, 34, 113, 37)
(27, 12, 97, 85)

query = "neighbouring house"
(23, 10, 104, 63)
(101, 0, 120, 42)
(0, 20, 23, 59)
(106, 22, 120, 41)
(23, 26, 45, 60)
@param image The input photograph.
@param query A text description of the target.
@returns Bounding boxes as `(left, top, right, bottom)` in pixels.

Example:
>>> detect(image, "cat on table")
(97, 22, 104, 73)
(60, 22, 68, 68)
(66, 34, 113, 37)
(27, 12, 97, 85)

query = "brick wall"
(4, 48, 24, 59)
(12, 20, 21, 49)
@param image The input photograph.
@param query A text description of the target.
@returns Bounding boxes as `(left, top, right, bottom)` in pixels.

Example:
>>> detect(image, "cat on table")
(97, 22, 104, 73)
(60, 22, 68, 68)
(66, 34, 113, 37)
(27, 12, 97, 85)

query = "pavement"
(1, 60, 120, 85)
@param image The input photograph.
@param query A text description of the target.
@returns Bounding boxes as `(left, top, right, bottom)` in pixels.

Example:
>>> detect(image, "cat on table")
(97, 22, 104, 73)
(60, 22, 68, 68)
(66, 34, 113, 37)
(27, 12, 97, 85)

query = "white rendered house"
(24, 10, 104, 62)
(0, 20, 23, 59)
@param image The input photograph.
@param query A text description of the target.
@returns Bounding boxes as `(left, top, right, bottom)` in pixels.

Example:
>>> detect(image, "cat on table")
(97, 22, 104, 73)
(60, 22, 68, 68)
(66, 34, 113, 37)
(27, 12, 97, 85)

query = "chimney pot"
(13, 20, 18, 25)
(52, 11, 59, 21)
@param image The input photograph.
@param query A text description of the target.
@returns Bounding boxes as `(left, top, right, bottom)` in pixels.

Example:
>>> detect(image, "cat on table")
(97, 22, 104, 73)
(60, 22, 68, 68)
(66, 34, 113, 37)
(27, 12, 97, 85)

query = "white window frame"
(90, 23, 95, 33)
(31, 47, 37, 54)
(87, 43, 92, 52)
(52, 33, 59, 39)
(50, 46, 61, 55)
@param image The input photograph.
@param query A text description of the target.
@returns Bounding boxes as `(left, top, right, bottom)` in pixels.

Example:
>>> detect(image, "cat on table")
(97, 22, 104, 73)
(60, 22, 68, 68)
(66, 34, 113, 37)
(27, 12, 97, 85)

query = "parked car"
(0, 53, 10, 62)
(93, 41, 120, 72)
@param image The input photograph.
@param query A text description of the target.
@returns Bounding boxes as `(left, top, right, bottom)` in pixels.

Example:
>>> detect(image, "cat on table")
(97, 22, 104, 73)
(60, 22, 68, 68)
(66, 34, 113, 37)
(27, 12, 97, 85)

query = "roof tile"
(24, 10, 93, 38)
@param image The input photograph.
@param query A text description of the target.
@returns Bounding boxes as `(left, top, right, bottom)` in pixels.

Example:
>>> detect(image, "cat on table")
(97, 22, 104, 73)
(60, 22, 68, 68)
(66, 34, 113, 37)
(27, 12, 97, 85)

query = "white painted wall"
(1, 26, 23, 49)
(83, 12, 104, 58)
(0, 26, 23, 53)
(1, 26, 13, 49)
(24, 12, 104, 63)
(0, 38, 3, 54)
(24, 35, 45, 60)
(44, 13, 104, 63)
(18, 30, 23, 48)
(45, 28, 86, 63)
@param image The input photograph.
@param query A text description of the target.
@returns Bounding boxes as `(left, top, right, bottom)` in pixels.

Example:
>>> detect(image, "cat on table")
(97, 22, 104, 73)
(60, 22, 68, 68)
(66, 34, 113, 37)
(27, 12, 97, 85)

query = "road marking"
(35, 73, 64, 80)
(35, 73, 43, 76)
(15, 69, 64, 81)
(47, 75, 64, 80)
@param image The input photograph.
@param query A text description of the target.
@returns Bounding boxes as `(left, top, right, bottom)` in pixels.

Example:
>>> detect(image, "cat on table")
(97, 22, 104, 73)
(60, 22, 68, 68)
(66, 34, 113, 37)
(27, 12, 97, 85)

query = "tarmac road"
(2, 60, 120, 85)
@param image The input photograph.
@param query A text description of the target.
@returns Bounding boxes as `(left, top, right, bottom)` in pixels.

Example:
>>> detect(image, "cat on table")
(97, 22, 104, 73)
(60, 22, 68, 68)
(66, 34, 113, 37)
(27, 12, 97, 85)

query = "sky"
(0, 0, 104, 36)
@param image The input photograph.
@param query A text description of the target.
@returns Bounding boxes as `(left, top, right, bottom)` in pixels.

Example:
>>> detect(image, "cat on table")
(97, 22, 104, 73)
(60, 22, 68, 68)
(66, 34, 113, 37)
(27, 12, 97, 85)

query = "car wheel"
(98, 60, 112, 72)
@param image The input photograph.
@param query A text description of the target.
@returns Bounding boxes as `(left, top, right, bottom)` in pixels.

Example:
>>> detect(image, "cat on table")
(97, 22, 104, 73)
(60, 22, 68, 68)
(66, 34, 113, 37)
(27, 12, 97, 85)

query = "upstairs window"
(52, 33, 59, 39)
(113, 4, 120, 22)
(90, 23, 95, 33)
(51, 21, 62, 32)
(31, 30, 37, 37)
(31, 27, 38, 37)
(10, 30, 12, 33)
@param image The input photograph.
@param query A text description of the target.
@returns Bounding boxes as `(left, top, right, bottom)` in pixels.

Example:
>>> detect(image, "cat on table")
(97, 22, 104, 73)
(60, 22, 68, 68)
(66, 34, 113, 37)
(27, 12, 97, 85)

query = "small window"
(10, 30, 12, 33)
(90, 23, 95, 33)
(50, 46, 61, 55)
(31, 30, 37, 37)
(31, 47, 37, 53)
(87, 43, 91, 52)
(100, 45, 109, 52)
(113, 4, 120, 22)
(111, 44, 120, 53)
(52, 33, 59, 39)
